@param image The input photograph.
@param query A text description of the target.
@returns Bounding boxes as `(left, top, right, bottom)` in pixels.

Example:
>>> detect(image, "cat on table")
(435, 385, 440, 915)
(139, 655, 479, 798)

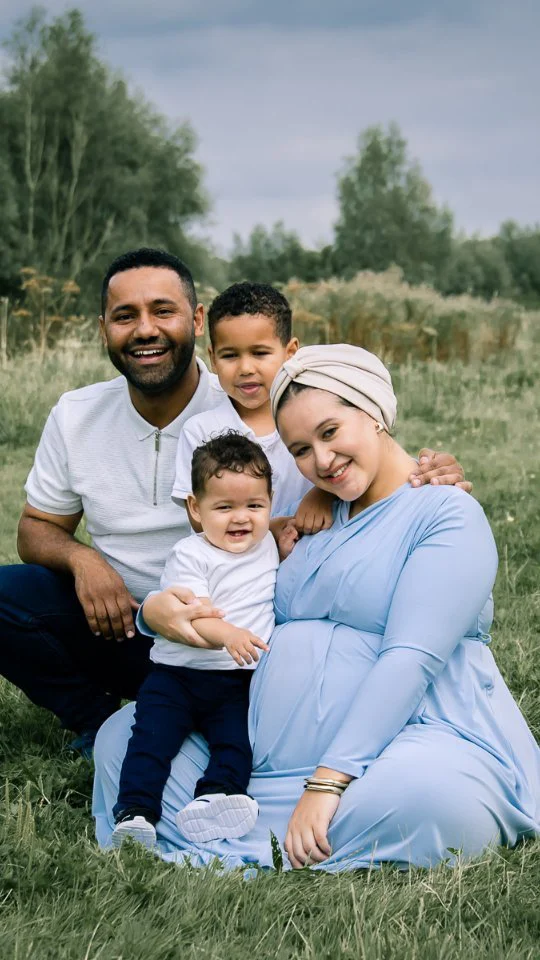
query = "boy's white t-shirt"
(151, 530, 279, 671)
(172, 398, 312, 516)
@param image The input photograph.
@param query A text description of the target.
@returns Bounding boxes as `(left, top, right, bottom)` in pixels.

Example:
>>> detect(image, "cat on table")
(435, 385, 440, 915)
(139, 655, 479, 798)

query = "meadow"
(0, 336, 538, 959)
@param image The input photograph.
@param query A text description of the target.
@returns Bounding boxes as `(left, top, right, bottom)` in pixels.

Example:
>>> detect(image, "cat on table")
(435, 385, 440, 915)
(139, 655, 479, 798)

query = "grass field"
(0, 344, 538, 959)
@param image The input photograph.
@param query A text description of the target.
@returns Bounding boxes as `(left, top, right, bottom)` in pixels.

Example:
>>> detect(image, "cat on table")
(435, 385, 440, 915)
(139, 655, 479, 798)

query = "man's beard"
(107, 332, 196, 396)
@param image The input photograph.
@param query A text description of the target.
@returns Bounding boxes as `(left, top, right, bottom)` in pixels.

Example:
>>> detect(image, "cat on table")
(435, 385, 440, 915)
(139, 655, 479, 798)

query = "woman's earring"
(375, 422, 385, 434)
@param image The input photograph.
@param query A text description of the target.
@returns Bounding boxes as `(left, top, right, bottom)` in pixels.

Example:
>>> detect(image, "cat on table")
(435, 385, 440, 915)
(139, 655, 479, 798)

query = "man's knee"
(0, 563, 78, 619)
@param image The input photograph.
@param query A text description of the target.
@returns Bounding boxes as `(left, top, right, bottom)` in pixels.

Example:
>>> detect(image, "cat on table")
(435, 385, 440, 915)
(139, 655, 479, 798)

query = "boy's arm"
(192, 603, 270, 667)
(269, 516, 300, 561)
(171, 420, 203, 525)
(189, 603, 234, 647)
(294, 487, 335, 535)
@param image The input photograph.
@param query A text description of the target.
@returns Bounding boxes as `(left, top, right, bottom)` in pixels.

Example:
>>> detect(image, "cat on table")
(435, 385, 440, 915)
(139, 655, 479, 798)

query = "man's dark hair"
(101, 248, 197, 316)
(191, 431, 272, 499)
(207, 282, 292, 345)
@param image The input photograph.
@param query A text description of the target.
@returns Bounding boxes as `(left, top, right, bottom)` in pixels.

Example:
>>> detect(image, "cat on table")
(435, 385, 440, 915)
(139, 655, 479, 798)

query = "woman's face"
(277, 388, 384, 502)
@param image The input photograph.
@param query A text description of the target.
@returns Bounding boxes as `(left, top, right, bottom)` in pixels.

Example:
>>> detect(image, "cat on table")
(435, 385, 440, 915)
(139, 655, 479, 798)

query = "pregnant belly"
(248, 618, 382, 774)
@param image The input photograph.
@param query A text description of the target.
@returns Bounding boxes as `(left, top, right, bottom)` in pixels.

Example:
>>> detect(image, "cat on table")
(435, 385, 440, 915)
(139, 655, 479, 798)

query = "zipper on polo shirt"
(153, 429, 161, 505)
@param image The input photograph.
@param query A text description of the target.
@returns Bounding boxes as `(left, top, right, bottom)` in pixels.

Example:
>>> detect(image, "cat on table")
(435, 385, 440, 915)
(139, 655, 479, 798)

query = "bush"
(283, 268, 524, 363)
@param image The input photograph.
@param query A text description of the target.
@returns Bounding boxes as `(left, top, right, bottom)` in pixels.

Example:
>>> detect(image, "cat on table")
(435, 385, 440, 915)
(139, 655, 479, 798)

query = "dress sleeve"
(24, 405, 83, 515)
(171, 420, 201, 504)
(137, 543, 210, 636)
(319, 493, 498, 779)
(136, 590, 160, 637)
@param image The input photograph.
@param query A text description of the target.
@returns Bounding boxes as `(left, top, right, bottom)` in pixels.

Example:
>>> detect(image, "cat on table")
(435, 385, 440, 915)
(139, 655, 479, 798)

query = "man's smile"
(127, 344, 171, 365)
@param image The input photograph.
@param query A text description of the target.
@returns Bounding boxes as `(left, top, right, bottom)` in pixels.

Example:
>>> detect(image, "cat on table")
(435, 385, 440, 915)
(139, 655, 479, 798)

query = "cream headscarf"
(270, 343, 397, 431)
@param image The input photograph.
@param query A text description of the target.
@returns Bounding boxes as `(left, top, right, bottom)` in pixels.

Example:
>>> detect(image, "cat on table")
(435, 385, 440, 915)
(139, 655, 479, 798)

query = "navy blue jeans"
(0, 564, 152, 734)
(114, 663, 253, 824)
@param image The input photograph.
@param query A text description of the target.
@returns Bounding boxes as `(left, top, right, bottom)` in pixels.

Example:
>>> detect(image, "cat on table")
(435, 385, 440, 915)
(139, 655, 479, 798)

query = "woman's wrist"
(303, 767, 354, 798)
(314, 766, 353, 785)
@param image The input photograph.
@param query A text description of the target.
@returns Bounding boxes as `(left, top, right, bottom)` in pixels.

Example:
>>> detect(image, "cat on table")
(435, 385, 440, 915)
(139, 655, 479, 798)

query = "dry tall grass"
(282, 268, 526, 363)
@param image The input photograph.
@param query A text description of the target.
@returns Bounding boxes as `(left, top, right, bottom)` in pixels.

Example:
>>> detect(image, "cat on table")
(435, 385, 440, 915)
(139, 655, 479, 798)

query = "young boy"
(173, 282, 334, 529)
(112, 433, 279, 849)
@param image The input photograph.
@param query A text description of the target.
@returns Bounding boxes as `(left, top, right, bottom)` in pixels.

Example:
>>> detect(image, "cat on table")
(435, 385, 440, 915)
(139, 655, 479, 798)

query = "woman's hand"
(284, 790, 340, 868)
(143, 587, 224, 647)
(409, 448, 472, 493)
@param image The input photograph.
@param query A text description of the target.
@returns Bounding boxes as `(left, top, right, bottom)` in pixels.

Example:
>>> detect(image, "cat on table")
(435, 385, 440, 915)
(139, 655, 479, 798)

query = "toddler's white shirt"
(172, 397, 312, 516)
(24, 360, 224, 602)
(151, 531, 279, 671)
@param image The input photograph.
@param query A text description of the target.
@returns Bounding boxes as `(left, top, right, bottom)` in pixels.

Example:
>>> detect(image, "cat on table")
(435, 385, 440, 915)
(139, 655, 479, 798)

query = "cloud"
(1, 1, 539, 251)
(0, 0, 503, 35)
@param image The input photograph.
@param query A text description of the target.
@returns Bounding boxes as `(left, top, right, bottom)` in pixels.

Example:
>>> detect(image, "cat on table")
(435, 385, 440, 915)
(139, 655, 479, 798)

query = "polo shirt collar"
(125, 358, 216, 441)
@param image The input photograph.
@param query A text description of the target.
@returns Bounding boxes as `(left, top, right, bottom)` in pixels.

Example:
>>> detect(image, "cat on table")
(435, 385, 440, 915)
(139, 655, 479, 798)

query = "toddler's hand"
(222, 627, 270, 667)
(277, 520, 299, 561)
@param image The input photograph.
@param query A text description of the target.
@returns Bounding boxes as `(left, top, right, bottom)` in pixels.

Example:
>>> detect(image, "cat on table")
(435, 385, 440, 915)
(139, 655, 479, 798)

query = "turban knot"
(270, 343, 397, 431)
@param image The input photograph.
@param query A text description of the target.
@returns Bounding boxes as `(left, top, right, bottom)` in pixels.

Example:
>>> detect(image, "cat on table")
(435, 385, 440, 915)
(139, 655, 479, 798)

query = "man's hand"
(71, 551, 139, 642)
(220, 625, 270, 667)
(409, 448, 472, 493)
(143, 586, 224, 648)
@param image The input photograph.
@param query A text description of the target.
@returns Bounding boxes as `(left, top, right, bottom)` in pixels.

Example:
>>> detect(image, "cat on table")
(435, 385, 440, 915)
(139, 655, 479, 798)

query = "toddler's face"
(187, 470, 272, 554)
(209, 314, 298, 415)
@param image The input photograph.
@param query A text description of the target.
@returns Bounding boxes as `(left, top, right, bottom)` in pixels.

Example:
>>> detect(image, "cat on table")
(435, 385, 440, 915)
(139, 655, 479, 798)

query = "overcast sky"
(1, 1, 539, 253)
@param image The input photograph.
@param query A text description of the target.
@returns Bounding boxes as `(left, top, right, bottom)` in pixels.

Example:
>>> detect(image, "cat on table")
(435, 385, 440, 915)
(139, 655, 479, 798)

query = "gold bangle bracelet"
(304, 784, 346, 794)
(304, 777, 349, 791)
(305, 784, 344, 796)
(305, 776, 348, 785)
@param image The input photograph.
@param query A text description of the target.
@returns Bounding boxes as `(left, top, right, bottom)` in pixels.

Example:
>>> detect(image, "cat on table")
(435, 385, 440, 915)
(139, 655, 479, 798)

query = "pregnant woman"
(93, 344, 540, 870)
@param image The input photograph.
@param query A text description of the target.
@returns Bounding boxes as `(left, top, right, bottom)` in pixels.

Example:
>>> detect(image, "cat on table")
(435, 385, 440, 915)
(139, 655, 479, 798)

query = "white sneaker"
(112, 815, 157, 849)
(176, 793, 259, 842)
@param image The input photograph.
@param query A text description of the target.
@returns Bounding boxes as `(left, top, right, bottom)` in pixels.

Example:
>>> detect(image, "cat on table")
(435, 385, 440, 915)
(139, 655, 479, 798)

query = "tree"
(440, 237, 513, 300)
(229, 222, 331, 284)
(333, 123, 453, 285)
(496, 221, 540, 307)
(0, 8, 211, 309)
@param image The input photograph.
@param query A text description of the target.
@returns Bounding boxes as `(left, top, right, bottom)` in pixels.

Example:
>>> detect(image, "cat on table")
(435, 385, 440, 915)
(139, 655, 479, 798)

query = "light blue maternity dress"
(93, 484, 540, 870)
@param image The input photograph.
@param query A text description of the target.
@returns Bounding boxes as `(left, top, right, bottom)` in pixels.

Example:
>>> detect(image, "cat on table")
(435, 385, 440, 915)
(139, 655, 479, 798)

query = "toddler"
(112, 433, 279, 848)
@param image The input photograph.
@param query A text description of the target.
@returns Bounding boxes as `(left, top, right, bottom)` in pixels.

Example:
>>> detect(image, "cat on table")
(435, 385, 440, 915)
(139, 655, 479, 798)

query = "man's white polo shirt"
(25, 359, 223, 602)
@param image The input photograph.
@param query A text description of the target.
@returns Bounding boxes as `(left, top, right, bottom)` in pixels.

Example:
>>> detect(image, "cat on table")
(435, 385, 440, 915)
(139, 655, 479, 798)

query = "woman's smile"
(320, 460, 352, 484)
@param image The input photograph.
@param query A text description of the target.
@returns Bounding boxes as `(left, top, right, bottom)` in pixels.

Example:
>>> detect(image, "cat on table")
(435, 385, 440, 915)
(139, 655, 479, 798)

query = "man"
(0, 248, 468, 754)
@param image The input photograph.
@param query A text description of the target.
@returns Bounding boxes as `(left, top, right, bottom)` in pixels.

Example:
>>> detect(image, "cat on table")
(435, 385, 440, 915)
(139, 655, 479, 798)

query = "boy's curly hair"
(191, 430, 272, 499)
(207, 282, 292, 345)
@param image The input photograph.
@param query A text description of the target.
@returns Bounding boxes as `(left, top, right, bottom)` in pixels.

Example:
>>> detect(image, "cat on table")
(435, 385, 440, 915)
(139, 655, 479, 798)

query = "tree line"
(230, 130, 540, 309)
(1, 7, 539, 319)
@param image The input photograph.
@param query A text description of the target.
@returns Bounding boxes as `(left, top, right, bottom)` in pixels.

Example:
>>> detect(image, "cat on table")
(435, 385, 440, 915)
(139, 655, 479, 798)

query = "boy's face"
(208, 314, 299, 416)
(187, 470, 272, 554)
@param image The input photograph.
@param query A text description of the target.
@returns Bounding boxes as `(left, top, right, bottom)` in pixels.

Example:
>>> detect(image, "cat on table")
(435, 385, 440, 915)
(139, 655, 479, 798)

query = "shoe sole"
(176, 796, 258, 842)
(111, 821, 156, 849)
